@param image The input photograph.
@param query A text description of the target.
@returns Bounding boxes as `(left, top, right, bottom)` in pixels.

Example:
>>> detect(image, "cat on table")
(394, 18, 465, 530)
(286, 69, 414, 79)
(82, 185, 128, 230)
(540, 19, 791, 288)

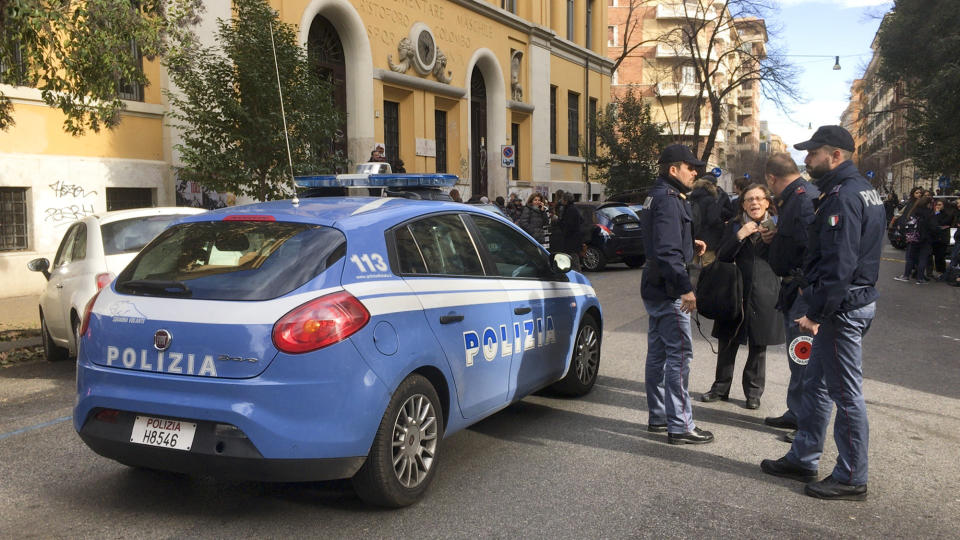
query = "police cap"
(657, 144, 706, 167)
(794, 125, 855, 152)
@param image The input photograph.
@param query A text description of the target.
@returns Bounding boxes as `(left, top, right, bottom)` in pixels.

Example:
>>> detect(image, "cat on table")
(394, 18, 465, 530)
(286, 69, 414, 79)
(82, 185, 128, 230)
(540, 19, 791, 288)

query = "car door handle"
(514, 306, 532, 315)
(439, 314, 464, 324)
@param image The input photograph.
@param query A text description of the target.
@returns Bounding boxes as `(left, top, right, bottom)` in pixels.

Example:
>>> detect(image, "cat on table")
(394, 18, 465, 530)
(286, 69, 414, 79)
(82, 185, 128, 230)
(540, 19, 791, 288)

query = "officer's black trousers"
(710, 338, 766, 400)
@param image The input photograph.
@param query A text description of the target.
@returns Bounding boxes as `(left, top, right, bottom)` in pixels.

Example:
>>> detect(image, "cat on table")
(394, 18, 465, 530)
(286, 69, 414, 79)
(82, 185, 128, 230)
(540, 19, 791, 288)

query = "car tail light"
(95, 272, 114, 291)
(597, 224, 614, 237)
(80, 289, 103, 337)
(224, 215, 275, 221)
(272, 291, 370, 354)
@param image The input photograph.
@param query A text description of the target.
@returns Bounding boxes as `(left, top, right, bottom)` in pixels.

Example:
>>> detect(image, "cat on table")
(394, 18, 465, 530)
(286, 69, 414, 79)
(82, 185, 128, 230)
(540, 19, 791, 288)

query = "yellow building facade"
(1, 0, 612, 298)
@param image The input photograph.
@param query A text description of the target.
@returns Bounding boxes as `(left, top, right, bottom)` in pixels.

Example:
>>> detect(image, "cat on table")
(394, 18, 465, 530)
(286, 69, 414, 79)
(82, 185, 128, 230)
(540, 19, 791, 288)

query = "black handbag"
(695, 260, 743, 321)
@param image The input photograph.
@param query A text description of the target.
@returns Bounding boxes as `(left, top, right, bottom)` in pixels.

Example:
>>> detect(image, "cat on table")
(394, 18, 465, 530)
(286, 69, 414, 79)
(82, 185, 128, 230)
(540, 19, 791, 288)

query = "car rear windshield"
(115, 221, 346, 301)
(101, 214, 197, 255)
(599, 206, 639, 224)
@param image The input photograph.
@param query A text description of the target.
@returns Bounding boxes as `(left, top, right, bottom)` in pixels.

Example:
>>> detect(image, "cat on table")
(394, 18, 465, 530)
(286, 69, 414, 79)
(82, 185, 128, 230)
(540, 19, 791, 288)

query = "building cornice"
(0, 85, 166, 118)
(373, 69, 467, 99)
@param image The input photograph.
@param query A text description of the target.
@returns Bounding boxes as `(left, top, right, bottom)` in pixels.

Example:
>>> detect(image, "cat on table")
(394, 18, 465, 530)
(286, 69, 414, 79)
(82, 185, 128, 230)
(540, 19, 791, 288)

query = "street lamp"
(833, 56, 841, 70)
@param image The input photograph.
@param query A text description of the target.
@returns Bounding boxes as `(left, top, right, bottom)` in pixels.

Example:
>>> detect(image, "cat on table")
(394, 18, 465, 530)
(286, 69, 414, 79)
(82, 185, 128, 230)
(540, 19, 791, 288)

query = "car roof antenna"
(269, 19, 299, 207)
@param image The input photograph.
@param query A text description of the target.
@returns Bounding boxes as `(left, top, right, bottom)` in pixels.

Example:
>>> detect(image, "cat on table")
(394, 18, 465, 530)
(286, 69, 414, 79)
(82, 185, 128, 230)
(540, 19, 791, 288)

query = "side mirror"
(27, 258, 51, 280)
(550, 252, 572, 274)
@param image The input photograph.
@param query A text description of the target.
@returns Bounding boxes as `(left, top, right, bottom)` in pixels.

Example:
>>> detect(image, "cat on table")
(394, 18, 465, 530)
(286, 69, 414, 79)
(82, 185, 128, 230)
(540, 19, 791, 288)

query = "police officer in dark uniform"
(760, 126, 885, 500)
(760, 153, 820, 440)
(639, 144, 712, 445)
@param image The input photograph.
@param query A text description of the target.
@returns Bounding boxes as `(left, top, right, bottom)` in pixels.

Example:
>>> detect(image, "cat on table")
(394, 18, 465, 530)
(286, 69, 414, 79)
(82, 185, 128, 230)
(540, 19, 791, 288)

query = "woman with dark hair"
(701, 184, 784, 409)
(894, 195, 935, 283)
(518, 192, 550, 244)
(931, 199, 952, 277)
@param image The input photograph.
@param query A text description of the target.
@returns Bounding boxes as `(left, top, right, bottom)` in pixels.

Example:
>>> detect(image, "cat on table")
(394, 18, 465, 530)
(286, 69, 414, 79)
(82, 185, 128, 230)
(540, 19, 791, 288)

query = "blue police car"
(74, 174, 603, 507)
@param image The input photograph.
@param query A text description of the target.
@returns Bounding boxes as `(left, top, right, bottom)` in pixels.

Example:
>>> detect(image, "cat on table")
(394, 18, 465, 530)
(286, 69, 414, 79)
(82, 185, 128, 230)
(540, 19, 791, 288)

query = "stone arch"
(298, 0, 373, 166)
(465, 49, 507, 199)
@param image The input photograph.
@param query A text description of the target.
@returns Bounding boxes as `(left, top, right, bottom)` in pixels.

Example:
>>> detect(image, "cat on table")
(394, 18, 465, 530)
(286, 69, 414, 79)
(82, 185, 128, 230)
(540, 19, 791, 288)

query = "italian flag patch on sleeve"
(828, 214, 841, 227)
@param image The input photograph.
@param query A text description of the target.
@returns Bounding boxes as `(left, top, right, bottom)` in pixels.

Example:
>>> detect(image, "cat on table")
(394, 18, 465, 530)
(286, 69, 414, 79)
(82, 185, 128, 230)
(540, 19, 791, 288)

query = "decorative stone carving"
(510, 51, 523, 101)
(433, 49, 452, 84)
(387, 37, 414, 74)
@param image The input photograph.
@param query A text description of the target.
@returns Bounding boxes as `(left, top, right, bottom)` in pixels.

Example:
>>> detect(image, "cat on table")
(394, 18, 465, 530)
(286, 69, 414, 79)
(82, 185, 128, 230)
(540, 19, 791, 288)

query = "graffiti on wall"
(44, 180, 97, 224)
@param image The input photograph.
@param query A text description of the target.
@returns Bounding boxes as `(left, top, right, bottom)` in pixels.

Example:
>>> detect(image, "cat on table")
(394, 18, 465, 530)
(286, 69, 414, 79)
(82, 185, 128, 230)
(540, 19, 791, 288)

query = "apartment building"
(606, 0, 769, 179)
(1, 0, 612, 298)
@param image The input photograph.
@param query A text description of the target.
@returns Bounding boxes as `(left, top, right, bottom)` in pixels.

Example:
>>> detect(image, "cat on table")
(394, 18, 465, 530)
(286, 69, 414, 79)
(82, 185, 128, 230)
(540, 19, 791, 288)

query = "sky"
(756, 0, 893, 161)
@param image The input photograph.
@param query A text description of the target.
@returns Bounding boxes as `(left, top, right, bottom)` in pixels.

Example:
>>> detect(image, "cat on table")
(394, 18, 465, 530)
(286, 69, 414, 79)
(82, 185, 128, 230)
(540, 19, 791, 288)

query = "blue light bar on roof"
(295, 173, 458, 189)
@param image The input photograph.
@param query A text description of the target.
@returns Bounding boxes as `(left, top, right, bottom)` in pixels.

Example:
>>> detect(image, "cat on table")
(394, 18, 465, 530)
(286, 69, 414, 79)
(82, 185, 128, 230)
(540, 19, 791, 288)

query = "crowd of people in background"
(888, 186, 960, 284)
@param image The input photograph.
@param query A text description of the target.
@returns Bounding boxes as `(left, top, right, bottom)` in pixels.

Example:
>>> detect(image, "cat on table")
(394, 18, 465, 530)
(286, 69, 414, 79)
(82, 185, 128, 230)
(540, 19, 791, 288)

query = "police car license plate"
(130, 415, 196, 451)
(623, 223, 639, 230)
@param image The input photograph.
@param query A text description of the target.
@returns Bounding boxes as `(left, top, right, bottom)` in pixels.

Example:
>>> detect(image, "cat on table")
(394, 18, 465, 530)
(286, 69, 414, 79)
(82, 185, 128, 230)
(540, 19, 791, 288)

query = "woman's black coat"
(711, 220, 785, 346)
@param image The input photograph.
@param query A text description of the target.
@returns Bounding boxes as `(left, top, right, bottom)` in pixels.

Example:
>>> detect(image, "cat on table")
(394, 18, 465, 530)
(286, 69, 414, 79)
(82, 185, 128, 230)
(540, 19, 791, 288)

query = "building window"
(106, 188, 153, 211)
(435, 109, 447, 173)
(117, 39, 144, 101)
(501, 0, 516, 13)
(511, 122, 520, 181)
(0, 187, 28, 251)
(567, 0, 575, 41)
(588, 98, 598, 158)
(568, 91, 580, 156)
(586, 1, 593, 49)
(608, 0, 618, 6)
(550, 86, 557, 154)
(607, 25, 618, 47)
(384, 100, 400, 172)
(0, 43, 30, 86)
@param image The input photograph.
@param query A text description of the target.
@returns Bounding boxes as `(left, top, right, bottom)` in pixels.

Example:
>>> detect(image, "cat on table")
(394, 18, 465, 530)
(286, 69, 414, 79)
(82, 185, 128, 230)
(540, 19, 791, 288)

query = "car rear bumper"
(74, 340, 391, 480)
(78, 410, 365, 481)
(601, 236, 644, 259)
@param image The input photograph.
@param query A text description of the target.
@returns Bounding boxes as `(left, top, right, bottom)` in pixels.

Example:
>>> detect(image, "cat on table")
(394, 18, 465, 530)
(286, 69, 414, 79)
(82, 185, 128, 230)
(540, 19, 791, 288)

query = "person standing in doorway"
(639, 144, 712, 445)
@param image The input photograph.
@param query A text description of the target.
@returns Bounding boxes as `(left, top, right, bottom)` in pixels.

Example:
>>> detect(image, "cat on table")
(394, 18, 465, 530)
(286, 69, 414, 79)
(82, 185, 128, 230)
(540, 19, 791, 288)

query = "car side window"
(53, 224, 80, 268)
(394, 225, 428, 274)
(401, 214, 484, 276)
(71, 223, 87, 261)
(470, 215, 552, 279)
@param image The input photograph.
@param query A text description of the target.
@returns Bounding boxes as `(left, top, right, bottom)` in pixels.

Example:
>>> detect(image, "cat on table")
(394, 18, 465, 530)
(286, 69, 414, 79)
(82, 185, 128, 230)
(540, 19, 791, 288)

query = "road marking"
(942, 335, 960, 343)
(881, 257, 905, 263)
(0, 415, 71, 441)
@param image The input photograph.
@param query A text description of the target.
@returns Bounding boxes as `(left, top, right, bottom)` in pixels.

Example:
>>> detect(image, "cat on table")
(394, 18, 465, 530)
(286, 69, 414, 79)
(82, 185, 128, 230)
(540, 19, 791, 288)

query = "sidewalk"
(0, 295, 41, 331)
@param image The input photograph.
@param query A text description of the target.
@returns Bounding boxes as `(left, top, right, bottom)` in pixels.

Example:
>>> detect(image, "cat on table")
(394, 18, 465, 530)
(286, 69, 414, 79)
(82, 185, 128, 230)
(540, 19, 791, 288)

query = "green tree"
(876, 0, 960, 177)
(165, 0, 345, 202)
(593, 88, 663, 197)
(0, 0, 201, 134)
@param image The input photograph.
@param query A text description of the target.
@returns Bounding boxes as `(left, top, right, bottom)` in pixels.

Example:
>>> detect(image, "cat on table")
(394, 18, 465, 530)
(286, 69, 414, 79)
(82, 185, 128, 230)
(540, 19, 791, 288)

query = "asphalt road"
(1, 241, 958, 538)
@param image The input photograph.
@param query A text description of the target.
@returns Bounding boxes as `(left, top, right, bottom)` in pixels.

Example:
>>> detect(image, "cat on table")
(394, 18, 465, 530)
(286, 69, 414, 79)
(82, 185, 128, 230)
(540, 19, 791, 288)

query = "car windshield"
(101, 214, 197, 255)
(598, 206, 639, 224)
(115, 221, 346, 300)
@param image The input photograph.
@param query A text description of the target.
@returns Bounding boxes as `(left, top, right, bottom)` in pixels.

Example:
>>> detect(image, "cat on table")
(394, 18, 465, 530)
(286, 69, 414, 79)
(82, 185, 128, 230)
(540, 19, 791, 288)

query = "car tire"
(352, 374, 443, 508)
(623, 255, 645, 268)
(550, 314, 601, 396)
(41, 313, 68, 362)
(71, 314, 82, 359)
(582, 246, 606, 272)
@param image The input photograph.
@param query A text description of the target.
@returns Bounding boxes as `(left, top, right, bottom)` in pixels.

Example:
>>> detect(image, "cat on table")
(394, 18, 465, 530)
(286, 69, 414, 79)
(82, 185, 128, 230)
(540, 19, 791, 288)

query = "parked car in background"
(570, 202, 645, 272)
(27, 207, 206, 361)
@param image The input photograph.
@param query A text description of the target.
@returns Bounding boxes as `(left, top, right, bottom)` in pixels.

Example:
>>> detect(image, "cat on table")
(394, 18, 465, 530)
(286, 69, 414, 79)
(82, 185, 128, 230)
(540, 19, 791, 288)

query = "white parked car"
(28, 207, 206, 361)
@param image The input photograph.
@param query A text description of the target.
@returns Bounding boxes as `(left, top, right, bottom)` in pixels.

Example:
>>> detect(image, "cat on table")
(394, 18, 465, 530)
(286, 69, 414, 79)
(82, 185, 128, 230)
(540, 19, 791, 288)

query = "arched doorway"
(307, 15, 347, 161)
(470, 66, 488, 197)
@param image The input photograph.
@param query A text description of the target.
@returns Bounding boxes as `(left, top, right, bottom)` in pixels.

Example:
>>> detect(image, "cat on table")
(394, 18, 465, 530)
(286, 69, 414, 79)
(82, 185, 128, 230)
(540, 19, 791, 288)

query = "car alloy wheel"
(392, 393, 438, 488)
(582, 246, 606, 272)
(550, 314, 601, 396)
(352, 374, 443, 507)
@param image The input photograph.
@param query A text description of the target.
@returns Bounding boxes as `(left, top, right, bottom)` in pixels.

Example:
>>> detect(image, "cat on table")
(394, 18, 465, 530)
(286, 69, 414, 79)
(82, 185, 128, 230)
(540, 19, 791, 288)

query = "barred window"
(567, 91, 580, 156)
(117, 39, 144, 101)
(0, 187, 28, 251)
(107, 187, 153, 211)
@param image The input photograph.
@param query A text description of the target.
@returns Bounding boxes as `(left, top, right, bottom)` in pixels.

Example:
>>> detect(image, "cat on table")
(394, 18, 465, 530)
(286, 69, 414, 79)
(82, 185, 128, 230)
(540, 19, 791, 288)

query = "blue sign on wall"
(865, 170, 875, 179)
(711, 167, 722, 177)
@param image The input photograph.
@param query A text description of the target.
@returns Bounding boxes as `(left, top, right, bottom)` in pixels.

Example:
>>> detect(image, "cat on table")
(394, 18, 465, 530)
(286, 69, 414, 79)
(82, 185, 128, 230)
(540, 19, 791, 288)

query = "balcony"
(737, 124, 752, 135)
(655, 81, 703, 97)
(656, 3, 717, 20)
(736, 143, 755, 152)
(656, 44, 692, 58)
(739, 88, 754, 99)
